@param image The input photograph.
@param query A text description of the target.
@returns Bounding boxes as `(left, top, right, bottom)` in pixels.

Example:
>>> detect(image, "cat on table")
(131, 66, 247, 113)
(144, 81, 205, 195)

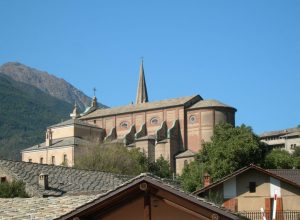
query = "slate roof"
(188, 99, 236, 111)
(0, 195, 99, 220)
(22, 137, 92, 152)
(268, 169, 300, 185)
(48, 118, 100, 129)
(0, 160, 130, 197)
(80, 95, 202, 119)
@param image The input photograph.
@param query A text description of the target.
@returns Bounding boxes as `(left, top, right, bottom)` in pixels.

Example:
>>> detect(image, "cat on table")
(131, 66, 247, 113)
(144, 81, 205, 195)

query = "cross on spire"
(93, 87, 96, 97)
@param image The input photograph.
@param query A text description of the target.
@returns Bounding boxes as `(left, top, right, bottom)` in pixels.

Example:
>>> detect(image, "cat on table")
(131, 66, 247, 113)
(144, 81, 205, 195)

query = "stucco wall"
(22, 146, 74, 167)
(51, 126, 74, 139)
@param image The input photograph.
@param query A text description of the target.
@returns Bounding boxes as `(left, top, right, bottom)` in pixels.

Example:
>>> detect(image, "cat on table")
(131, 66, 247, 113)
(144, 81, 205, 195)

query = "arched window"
(150, 117, 159, 125)
(40, 157, 44, 164)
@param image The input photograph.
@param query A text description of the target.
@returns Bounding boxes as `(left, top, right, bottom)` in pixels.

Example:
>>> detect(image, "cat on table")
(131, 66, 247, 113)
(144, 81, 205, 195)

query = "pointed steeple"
(135, 59, 148, 104)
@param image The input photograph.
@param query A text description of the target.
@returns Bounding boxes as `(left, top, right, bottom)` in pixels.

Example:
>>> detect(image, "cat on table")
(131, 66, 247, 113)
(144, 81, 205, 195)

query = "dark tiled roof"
(80, 95, 202, 119)
(188, 99, 236, 111)
(268, 169, 300, 185)
(0, 160, 130, 197)
(0, 195, 99, 219)
(22, 137, 92, 151)
(48, 119, 100, 129)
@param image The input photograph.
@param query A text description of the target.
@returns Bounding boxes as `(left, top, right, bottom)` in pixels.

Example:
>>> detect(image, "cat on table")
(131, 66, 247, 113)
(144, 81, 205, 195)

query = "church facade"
(22, 62, 236, 174)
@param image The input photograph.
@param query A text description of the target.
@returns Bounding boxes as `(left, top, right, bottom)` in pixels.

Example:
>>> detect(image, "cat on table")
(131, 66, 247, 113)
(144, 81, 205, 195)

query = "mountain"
(0, 73, 74, 160)
(0, 62, 106, 110)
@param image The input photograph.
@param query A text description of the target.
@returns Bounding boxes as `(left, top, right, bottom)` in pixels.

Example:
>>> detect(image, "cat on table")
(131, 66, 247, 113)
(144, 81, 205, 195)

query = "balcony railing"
(238, 210, 300, 220)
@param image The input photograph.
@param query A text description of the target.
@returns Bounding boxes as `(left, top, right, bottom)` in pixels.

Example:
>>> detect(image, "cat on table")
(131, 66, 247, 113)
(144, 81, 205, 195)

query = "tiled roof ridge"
(48, 118, 100, 129)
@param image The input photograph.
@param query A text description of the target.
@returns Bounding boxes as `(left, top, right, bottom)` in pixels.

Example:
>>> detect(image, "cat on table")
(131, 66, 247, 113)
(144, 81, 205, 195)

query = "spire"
(135, 59, 148, 104)
(70, 102, 80, 119)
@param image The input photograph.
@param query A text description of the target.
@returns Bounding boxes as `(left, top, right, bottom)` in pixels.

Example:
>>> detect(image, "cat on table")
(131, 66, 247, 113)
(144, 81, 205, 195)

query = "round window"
(189, 115, 197, 124)
(120, 121, 129, 128)
(150, 117, 159, 125)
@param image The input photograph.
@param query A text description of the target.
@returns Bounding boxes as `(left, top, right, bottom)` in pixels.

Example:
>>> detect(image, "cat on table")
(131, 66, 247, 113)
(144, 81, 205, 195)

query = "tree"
(75, 143, 148, 175)
(292, 146, 300, 168)
(0, 180, 29, 198)
(180, 123, 268, 192)
(179, 160, 205, 192)
(75, 143, 172, 178)
(264, 149, 294, 169)
(148, 155, 172, 178)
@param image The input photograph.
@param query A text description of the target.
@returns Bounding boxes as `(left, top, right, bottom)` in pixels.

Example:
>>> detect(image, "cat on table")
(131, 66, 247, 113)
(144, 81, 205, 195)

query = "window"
(40, 157, 44, 164)
(28, 159, 32, 163)
(249, 182, 256, 193)
(120, 121, 129, 129)
(0, 177, 6, 183)
(150, 117, 159, 125)
(63, 154, 67, 164)
(51, 156, 55, 165)
(94, 120, 96, 124)
(189, 115, 197, 124)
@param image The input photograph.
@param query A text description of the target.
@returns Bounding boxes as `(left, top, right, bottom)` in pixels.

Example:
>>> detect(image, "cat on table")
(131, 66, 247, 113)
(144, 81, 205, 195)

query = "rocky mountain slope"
(0, 62, 106, 110)
(0, 73, 74, 160)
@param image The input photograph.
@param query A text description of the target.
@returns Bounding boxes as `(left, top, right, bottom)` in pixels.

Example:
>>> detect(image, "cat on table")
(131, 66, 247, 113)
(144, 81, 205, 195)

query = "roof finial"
(93, 87, 96, 97)
(135, 58, 148, 104)
(70, 102, 80, 119)
(91, 87, 98, 108)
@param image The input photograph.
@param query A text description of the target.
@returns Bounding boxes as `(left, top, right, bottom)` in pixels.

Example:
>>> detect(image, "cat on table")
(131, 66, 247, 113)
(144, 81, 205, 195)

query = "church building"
(22, 61, 236, 174)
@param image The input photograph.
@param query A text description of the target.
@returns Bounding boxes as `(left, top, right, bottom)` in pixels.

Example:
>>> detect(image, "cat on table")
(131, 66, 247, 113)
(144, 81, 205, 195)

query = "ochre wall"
(51, 126, 74, 139)
(22, 146, 74, 167)
(236, 170, 270, 211)
(280, 182, 300, 210)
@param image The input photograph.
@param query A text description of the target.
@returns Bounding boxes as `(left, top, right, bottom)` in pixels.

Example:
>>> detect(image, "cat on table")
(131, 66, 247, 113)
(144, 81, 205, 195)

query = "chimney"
(46, 129, 52, 146)
(203, 173, 211, 187)
(38, 173, 49, 190)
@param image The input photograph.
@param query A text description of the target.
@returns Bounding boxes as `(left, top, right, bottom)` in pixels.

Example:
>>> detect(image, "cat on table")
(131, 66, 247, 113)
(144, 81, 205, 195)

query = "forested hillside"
(0, 73, 72, 160)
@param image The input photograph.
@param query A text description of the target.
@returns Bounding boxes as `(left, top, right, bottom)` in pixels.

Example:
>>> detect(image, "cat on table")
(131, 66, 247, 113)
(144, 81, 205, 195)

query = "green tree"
(292, 146, 300, 168)
(179, 160, 205, 192)
(148, 155, 172, 178)
(75, 143, 172, 178)
(0, 180, 29, 198)
(180, 123, 268, 192)
(75, 143, 148, 175)
(264, 149, 294, 169)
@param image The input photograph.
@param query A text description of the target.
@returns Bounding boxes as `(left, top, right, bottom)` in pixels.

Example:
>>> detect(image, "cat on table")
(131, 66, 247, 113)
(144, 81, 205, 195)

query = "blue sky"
(0, 0, 299, 134)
